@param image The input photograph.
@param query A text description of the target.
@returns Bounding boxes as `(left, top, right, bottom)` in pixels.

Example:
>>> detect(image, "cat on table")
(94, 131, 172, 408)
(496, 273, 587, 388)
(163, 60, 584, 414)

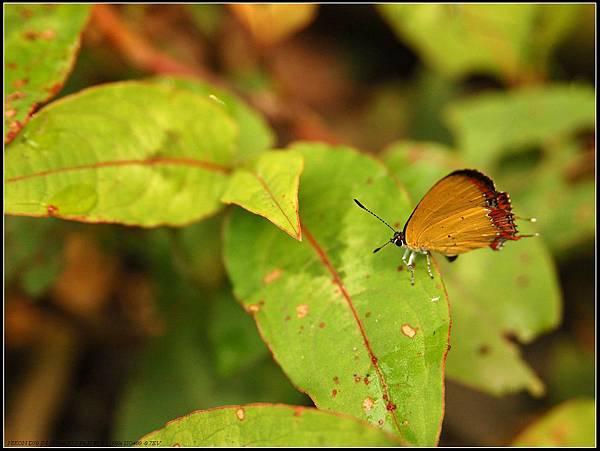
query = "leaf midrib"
(302, 224, 402, 435)
(6, 156, 231, 183)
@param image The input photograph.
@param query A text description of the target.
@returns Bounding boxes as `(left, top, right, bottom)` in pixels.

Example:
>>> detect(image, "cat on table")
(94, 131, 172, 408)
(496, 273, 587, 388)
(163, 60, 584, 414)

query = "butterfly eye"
(393, 233, 404, 246)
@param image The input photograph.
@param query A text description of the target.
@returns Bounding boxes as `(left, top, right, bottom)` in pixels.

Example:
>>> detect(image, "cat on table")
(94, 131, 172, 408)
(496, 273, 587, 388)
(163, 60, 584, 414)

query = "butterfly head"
(391, 231, 405, 247)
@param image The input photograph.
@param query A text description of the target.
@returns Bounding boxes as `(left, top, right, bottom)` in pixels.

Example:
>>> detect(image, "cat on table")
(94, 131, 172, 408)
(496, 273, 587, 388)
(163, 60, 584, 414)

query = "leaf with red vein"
(221, 150, 303, 240)
(5, 4, 90, 144)
(5, 81, 237, 227)
(224, 142, 450, 446)
(138, 403, 402, 446)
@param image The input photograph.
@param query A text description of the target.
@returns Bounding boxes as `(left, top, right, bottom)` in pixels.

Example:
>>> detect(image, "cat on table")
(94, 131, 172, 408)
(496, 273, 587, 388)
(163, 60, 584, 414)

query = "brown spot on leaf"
(478, 344, 490, 355)
(7, 91, 25, 102)
(333, 376, 339, 385)
(363, 397, 374, 412)
(246, 304, 260, 314)
(365, 311, 371, 318)
(46, 82, 63, 95)
(13, 78, 28, 89)
(520, 253, 531, 264)
(378, 419, 384, 425)
(364, 376, 370, 385)
(386, 402, 397, 411)
(46, 204, 59, 216)
(7, 62, 17, 70)
(236, 407, 245, 420)
(332, 389, 338, 398)
(366, 177, 373, 185)
(296, 304, 309, 318)
(319, 322, 325, 328)
(284, 315, 291, 321)
(516, 274, 529, 287)
(401, 323, 417, 338)
(20, 8, 34, 18)
(23, 30, 39, 40)
(40, 29, 56, 40)
(5, 109, 17, 118)
(354, 375, 361, 383)
(397, 265, 404, 272)
(264, 268, 282, 284)
(393, 222, 400, 229)
(371, 356, 378, 365)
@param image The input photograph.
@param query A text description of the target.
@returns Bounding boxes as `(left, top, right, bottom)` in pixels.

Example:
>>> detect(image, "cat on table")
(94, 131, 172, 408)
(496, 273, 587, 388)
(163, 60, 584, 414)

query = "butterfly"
(355, 169, 537, 285)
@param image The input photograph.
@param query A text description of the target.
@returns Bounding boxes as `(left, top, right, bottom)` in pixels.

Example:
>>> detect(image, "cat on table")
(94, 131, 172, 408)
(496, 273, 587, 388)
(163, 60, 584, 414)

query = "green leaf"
(208, 290, 270, 377)
(440, 237, 560, 397)
(5, 81, 238, 227)
(511, 399, 596, 447)
(497, 142, 595, 254)
(138, 404, 402, 447)
(221, 150, 303, 240)
(382, 141, 463, 203)
(5, 4, 90, 143)
(378, 4, 536, 80)
(444, 84, 595, 168)
(383, 142, 562, 397)
(152, 76, 275, 162)
(224, 142, 450, 446)
(377, 5, 582, 81)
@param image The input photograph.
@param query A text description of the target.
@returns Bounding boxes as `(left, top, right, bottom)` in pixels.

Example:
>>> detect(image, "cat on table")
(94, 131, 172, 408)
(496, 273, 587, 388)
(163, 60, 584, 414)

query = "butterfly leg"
(426, 252, 433, 279)
(402, 247, 410, 265)
(407, 251, 416, 285)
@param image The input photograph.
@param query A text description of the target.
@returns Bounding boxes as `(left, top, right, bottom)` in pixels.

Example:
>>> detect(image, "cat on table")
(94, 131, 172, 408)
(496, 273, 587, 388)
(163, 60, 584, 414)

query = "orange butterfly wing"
(404, 170, 519, 255)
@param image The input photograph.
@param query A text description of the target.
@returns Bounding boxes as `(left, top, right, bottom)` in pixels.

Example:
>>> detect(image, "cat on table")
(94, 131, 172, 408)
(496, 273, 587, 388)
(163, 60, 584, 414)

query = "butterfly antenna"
(354, 199, 397, 232)
(373, 240, 392, 253)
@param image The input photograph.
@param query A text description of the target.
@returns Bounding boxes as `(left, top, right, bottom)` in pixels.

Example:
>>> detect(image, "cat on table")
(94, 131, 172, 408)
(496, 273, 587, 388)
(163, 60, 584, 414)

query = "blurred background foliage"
(5, 4, 595, 446)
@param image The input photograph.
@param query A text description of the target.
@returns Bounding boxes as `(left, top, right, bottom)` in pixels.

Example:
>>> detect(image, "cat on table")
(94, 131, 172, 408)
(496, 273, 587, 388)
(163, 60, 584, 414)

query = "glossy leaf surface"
(225, 142, 450, 446)
(5, 82, 237, 227)
(139, 404, 401, 447)
(222, 150, 303, 240)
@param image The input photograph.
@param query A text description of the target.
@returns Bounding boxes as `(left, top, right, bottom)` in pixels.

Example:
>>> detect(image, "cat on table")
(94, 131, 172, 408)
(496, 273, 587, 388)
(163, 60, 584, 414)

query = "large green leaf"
(224, 142, 450, 446)
(138, 404, 401, 446)
(5, 81, 238, 227)
(511, 399, 596, 447)
(222, 150, 303, 240)
(439, 238, 560, 397)
(378, 4, 581, 81)
(383, 141, 562, 396)
(5, 4, 90, 143)
(444, 84, 595, 168)
(152, 76, 275, 162)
